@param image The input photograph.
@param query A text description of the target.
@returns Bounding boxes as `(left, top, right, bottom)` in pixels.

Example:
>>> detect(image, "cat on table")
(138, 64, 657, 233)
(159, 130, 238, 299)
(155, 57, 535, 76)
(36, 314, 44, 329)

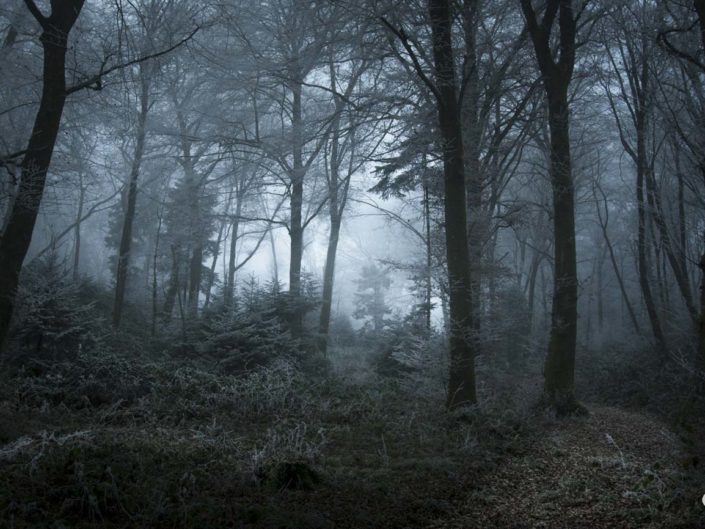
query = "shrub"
(9, 255, 105, 362)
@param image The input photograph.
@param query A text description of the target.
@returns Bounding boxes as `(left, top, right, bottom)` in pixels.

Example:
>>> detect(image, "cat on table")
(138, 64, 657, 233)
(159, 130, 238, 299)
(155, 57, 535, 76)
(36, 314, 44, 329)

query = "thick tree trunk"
(428, 0, 476, 408)
(521, 0, 584, 415)
(698, 243, 705, 394)
(0, 1, 84, 349)
(113, 72, 150, 327)
(461, 0, 483, 338)
(543, 90, 581, 414)
(693, 2, 705, 392)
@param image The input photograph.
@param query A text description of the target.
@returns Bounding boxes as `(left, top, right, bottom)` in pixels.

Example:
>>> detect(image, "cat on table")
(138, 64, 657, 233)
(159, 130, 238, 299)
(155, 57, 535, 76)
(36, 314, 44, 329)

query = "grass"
(0, 346, 701, 528)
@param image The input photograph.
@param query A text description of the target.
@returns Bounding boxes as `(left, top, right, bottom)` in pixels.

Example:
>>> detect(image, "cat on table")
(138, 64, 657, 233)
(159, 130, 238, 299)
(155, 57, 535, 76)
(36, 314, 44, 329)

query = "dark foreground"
(0, 348, 702, 529)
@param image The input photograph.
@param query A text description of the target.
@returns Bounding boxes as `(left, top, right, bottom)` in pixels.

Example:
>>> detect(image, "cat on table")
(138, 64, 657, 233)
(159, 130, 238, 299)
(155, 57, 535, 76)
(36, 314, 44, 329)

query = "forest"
(0, 0, 704, 527)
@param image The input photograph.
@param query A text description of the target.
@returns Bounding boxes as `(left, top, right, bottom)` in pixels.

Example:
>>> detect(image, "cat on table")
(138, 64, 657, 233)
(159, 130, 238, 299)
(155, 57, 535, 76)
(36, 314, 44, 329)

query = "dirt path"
(431, 407, 700, 529)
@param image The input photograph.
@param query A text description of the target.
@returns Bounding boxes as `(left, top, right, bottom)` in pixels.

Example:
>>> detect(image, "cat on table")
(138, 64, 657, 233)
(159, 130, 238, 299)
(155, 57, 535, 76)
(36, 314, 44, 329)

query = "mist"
(0, 0, 703, 527)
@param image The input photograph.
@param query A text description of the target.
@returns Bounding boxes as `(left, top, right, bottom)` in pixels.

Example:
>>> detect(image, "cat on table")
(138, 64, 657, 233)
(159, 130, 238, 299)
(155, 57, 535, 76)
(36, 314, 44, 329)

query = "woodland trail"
(431, 406, 700, 529)
(2, 362, 703, 529)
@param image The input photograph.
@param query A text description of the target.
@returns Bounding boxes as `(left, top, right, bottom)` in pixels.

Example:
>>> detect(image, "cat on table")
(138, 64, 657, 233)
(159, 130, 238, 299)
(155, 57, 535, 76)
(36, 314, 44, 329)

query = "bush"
(9, 256, 106, 362)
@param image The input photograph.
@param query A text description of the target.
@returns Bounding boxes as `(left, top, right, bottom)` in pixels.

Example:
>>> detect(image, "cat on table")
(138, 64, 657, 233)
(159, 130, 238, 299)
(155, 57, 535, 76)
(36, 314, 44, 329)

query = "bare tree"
(0, 0, 85, 349)
(520, 0, 587, 415)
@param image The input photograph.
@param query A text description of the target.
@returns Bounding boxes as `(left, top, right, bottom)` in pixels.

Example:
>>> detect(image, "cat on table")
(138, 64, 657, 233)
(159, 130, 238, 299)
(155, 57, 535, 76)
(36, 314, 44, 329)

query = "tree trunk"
(521, 0, 584, 415)
(428, 0, 476, 408)
(543, 89, 581, 414)
(225, 197, 242, 307)
(594, 185, 641, 334)
(204, 219, 225, 309)
(461, 0, 483, 339)
(698, 239, 705, 394)
(0, 1, 85, 349)
(424, 181, 433, 333)
(72, 178, 85, 281)
(635, 130, 665, 348)
(289, 76, 305, 338)
(526, 251, 542, 333)
(187, 245, 202, 315)
(692, 1, 705, 392)
(113, 71, 150, 327)
(151, 213, 162, 336)
(319, 215, 341, 355)
(162, 245, 181, 321)
(647, 168, 697, 324)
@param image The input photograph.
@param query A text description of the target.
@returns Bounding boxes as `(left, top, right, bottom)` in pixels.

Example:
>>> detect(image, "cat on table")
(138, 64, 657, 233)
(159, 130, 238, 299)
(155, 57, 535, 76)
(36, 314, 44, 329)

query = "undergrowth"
(0, 343, 700, 528)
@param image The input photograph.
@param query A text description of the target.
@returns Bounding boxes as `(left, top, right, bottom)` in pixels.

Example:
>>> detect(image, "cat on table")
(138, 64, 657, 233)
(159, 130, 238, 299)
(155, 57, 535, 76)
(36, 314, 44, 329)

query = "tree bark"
(520, 0, 584, 415)
(224, 196, 242, 307)
(428, 0, 476, 408)
(162, 245, 181, 321)
(424, 181, 433, 333)
(113, 70, 150, 327)
(0, 0, 85, 349)
(187, 245, 202, 315)
(461, 0, 483, 339)
(289, 74, 305, 337)
(72, 176, 85, 281)
(594, 184, 641, 334)
(319, 215, 341, 354)
(151, 212, 162, 336)
(544, 89, 581, 414)
(635, 137, 665, 348)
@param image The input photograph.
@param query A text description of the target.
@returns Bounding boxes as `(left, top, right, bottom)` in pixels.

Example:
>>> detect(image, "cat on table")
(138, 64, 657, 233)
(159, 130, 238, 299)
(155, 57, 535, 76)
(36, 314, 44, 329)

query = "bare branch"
(23, 0, 48, 27)
(379, 17, 441, 101)
(66, 26, 199, 95)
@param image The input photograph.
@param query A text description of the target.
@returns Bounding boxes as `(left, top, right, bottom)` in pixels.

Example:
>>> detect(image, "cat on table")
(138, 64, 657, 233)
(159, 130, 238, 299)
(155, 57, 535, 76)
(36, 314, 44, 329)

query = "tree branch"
(23, 0, 47, 28)
(379, 17, 441, 101)
(66, 26, 199, 95)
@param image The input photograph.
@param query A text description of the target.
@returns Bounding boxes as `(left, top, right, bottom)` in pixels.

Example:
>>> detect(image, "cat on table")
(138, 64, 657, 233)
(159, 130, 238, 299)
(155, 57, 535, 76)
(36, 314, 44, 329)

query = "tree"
(113, 64, 152, 327)
(379, 0, 478, 407)
(0, 0, 196, 347)
(658, 0, 705, 389)
(229, 0, 341, 337)
(317, 43, 384, 355)
(427, 0, 476, 407)
(601, 1, 669, 349)
(353, 264, 392, 332)
(0, 0, 85, 349)
(520, 0, 587, 415)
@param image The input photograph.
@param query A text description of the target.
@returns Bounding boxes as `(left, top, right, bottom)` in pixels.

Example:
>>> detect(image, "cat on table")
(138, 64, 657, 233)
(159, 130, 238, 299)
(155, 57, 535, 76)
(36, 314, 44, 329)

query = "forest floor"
(0, 348, 702, 528)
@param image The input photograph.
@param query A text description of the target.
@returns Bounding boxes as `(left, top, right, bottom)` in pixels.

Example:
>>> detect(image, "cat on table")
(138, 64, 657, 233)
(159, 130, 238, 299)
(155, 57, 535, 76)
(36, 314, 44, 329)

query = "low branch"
(28, 188, 122, 264)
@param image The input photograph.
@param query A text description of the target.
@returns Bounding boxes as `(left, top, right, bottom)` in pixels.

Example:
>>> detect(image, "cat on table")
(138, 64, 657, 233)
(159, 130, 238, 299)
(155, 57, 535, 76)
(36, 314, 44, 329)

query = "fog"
(0, 0, 703, 527)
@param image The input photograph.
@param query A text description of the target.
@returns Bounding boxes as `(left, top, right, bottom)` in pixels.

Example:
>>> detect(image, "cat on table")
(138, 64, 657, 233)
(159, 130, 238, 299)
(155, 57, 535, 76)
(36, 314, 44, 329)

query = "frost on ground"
(0, 349, 701, 529)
